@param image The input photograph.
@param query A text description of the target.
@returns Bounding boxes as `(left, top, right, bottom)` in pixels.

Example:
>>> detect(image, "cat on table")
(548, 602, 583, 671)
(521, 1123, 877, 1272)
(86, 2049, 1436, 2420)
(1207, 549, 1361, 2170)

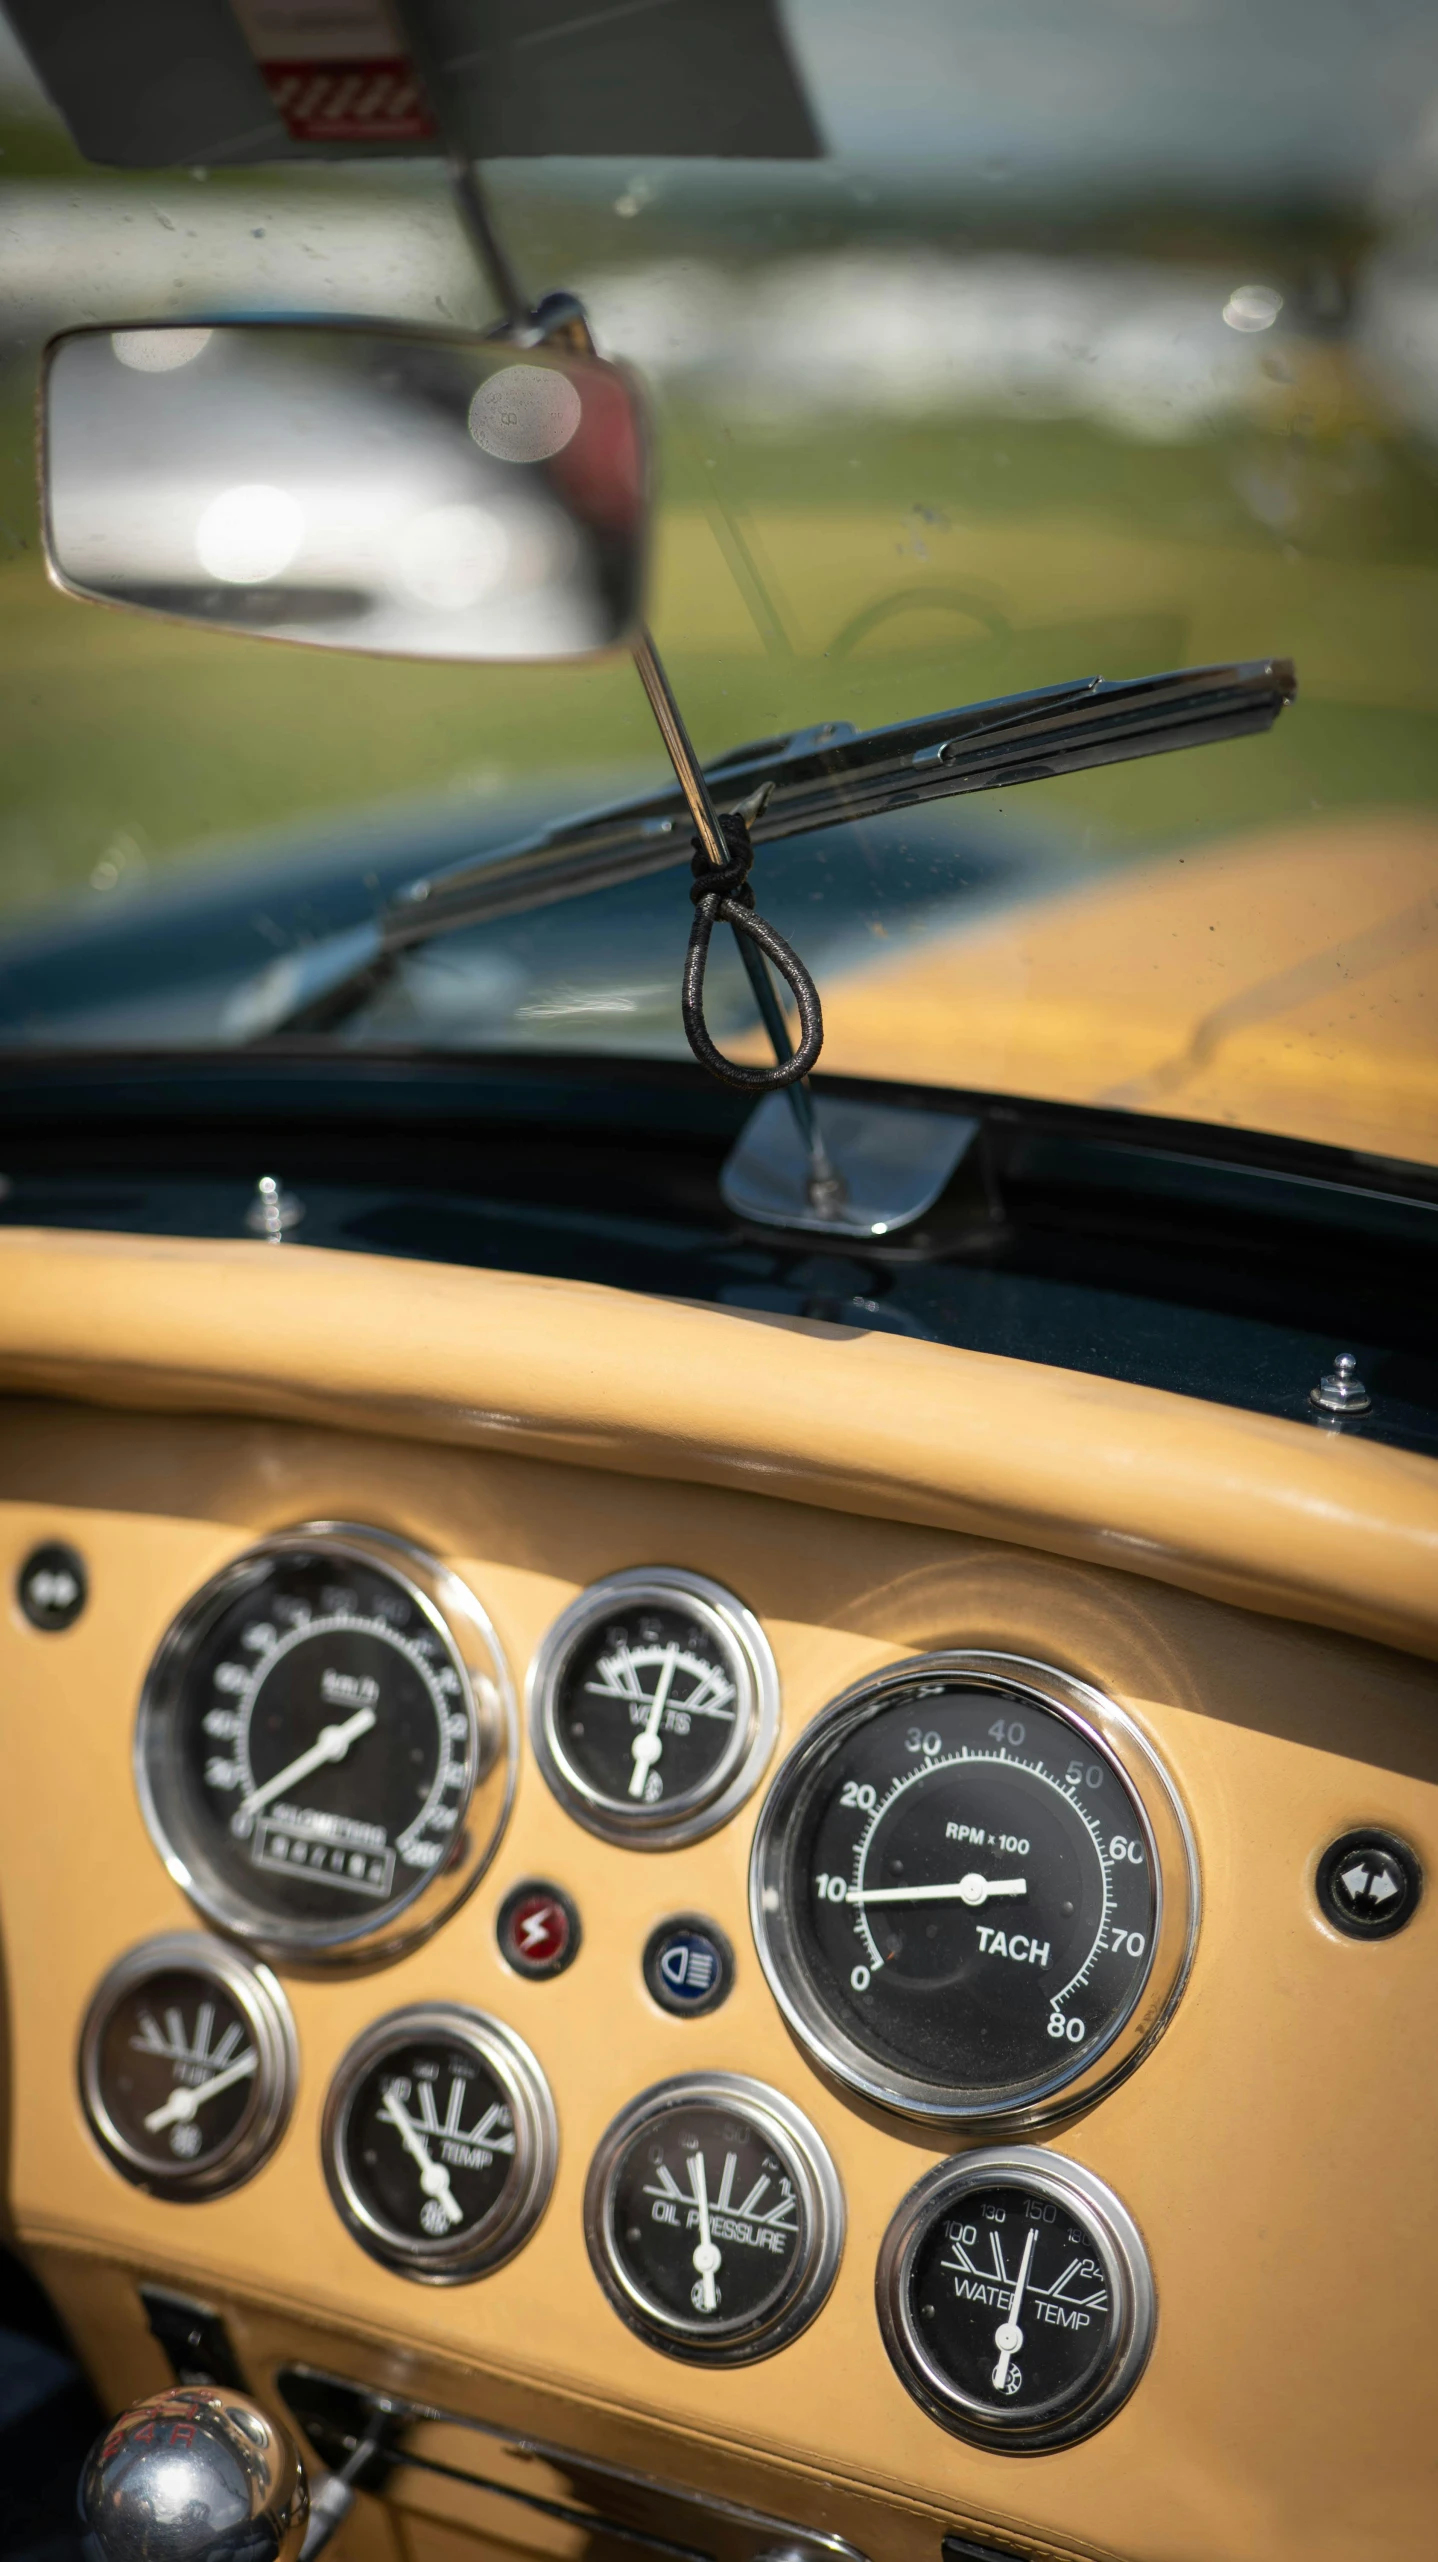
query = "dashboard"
(1, 1230, 1437, 2562)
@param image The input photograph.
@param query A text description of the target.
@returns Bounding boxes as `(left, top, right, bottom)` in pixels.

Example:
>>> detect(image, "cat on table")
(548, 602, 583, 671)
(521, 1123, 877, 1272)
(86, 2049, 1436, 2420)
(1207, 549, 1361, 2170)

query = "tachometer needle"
(379, 2090, 465, 2229)
(230, 1704, 378, 1836)
(689, 2148, 721, 2313)
(143, 2051, 257, 2133)
(992, 2224, 1036, 2393)
(628, 1645, 679, 1800)
(846, 1874, 1027, 1907)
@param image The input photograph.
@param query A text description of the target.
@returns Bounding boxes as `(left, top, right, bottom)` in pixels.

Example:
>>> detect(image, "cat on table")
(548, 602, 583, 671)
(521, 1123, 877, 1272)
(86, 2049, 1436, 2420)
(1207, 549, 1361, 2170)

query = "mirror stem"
(430, 123, 832, 1163)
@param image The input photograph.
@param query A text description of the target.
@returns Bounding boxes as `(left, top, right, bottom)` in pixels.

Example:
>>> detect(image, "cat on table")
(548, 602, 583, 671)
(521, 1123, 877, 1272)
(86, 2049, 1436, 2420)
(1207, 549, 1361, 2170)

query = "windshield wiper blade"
(259, 657, 1294, 1038)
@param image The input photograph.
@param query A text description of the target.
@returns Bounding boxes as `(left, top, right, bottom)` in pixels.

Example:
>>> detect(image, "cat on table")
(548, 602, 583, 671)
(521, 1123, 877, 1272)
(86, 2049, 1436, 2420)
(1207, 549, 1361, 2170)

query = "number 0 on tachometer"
(749, 1654, 1197, 2129)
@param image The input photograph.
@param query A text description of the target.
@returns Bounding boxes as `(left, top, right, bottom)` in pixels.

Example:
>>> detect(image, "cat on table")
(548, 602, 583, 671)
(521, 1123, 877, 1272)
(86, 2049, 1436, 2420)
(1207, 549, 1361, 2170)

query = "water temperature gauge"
(529, 1571, 778, 1848)
(79, 1934, 296, 2199)
(876, 2148, 1155, 2450)
(584, 2073, 844, 2364)
(322, 2005, 556, 2282)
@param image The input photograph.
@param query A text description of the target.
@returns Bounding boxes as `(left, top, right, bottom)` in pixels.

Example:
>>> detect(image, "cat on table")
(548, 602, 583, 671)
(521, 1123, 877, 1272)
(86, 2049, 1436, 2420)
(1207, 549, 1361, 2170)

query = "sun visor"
(4, 0, 823, 168)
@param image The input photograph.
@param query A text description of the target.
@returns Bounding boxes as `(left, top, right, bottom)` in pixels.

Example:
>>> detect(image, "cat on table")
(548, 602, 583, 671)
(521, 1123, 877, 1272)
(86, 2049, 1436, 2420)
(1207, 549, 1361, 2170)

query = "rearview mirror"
(41, 322, 649, 662)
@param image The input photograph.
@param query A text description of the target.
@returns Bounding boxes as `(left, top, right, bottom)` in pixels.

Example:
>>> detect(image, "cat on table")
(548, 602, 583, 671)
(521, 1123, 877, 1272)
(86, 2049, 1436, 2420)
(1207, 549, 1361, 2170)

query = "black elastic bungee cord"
(681, 813, 823, 1090)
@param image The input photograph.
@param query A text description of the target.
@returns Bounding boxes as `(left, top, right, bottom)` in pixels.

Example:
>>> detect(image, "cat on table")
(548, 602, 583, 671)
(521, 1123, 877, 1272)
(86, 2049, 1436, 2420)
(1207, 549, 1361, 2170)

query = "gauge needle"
(231, 1704, 378, 1835)
(846, 1875, 1027, 1907)
(143, 2051, 257, 2133)
(992, 2225, 1036, 2392)
(379, 2090, 465, 2228)
(689, 2149, 721, 2313)
(628, 1645, 679, 1799)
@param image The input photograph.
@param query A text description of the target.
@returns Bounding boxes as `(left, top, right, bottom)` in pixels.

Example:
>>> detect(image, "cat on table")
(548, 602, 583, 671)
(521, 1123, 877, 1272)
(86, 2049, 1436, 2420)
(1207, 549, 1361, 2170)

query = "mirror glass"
(42, 323, 648, 662)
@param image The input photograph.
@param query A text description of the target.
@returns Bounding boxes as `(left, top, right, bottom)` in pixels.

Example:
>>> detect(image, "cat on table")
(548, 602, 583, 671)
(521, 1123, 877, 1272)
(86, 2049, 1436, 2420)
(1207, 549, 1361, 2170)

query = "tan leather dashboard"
(1, 1231, 1436, 2562)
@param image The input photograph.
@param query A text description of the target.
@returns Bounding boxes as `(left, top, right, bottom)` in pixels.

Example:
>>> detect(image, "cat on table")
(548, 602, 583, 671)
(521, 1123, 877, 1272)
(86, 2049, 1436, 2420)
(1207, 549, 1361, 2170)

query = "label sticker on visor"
(229, 0, 434, 144)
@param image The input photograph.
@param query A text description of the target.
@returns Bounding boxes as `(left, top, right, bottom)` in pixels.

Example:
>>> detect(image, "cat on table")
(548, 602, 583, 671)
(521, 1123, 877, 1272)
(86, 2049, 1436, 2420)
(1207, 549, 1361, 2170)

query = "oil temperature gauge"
(529, 1571, 779, 1848)
(584, 2073, 844, 2363)
(79, 1933, 296, 2199)
(876, 2148, 1154, 2450)
(322, 2005, 556, 2282)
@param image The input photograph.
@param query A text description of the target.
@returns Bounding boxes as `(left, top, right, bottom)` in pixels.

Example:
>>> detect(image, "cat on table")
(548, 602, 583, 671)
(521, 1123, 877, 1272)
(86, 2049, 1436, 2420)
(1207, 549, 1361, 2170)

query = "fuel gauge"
(79, 1933, 296, 2199)
(584, 2073, 843, 2363)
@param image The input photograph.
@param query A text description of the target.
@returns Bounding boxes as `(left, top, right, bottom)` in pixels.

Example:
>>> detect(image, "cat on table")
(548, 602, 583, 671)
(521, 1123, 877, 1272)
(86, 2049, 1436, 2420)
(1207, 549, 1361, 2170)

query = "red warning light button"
(497, 1881, 581, 1980)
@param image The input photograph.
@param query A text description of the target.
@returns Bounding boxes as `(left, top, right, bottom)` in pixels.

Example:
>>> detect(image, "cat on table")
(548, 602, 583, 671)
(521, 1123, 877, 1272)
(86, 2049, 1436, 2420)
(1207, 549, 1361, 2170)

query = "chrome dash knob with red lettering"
(79, 2385, 307, 2562)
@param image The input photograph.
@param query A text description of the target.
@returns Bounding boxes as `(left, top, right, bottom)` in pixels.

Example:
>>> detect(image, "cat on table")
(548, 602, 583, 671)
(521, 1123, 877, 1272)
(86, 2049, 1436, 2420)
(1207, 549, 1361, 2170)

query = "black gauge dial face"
(171, 1550, 477, 1929)
(94, 1967, 261, 2175)
(342, 2036, 517, 2248)
(780, 1686, 1156, 2103)
(554, 1602, 742, 1812)
(910, 2181, 1116, 2420)
(607, 2101, 803, 2337)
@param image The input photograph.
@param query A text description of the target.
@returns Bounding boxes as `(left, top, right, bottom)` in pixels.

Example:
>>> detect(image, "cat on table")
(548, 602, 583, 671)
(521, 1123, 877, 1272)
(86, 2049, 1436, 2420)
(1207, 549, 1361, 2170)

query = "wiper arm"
(259, 656, 1294, 1038)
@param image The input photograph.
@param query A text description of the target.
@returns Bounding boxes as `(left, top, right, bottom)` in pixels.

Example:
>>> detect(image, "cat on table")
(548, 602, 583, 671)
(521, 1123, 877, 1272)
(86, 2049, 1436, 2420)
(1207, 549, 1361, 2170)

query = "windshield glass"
(1, 0, 1435, 1165)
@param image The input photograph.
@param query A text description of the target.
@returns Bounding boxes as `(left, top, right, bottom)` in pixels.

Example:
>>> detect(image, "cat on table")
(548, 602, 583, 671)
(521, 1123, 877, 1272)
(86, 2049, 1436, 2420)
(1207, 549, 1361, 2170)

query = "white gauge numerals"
(129, 1998, 258, 2157)
(586, 1639, 737, 1805)
(643, 2142, 799, 2316)
(379, 2070, 515, 2236)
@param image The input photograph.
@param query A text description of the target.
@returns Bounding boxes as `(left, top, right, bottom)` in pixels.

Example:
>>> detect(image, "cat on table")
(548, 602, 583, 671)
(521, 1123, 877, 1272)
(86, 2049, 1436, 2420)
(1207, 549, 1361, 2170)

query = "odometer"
(750, 1654, 1196, 2128)
(137, 1526, 514, 1966)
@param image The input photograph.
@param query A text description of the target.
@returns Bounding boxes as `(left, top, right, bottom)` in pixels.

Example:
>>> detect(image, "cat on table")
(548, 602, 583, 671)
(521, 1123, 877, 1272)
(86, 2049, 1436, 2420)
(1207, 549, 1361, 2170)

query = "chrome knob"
(80, 2385, 308, 2562)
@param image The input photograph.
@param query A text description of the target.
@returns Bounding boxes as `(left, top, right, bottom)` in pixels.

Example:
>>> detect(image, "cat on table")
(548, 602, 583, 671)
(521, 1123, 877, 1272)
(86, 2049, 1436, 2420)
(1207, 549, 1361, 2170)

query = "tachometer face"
(323, 2006, 557, 2283)
(79, 1934, 295, 2199)
(750, 1655, 1196, 2128)
(137, 1527, 514, 1965)
(584, 2074, 844, 2363)
(529, 1572, 778, 1847)
(876, 2148, 1154, 2449)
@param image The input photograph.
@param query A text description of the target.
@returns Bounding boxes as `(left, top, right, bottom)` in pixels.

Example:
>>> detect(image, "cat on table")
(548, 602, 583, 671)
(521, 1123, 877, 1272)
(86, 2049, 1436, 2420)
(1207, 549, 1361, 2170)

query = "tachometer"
(583, 2073, 843, 2363)
(137, 1525, 514, 1965)
(529, 1570, 778, 1847)
(750, 1654, 1196, 2128)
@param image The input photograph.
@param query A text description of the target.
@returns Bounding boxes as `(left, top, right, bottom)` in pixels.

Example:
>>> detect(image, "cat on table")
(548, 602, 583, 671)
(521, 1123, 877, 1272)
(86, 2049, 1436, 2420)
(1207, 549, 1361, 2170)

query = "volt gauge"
(136, 1525, 515, 1966)
(529, 1571, 779, 1848)
(79, 1933, 296, 2199)
(750, 1653, 1197, 2129)
(876, 2148, 1155, 2450)
(584, 2073, 843, 2363)
(322, 2005, 556, 2282)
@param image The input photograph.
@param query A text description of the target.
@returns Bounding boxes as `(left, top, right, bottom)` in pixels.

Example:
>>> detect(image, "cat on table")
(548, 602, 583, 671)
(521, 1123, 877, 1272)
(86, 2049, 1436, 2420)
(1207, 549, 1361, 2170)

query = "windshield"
(1, 1, 1435, 1165)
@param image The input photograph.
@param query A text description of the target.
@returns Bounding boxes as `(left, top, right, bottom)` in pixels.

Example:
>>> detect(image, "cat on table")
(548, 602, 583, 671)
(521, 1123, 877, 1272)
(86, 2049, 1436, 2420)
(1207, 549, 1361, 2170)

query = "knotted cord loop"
(682, 814, 823, 1089)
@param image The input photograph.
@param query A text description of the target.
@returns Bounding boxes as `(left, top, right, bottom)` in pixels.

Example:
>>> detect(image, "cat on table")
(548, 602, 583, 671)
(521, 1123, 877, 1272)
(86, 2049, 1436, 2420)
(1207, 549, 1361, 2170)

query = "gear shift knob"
(80, 2385, 308, 2562)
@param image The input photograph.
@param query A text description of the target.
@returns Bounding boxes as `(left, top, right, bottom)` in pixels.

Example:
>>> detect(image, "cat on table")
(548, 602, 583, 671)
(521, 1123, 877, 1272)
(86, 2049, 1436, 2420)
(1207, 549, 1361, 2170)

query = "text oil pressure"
(750, 1653, 1197, 2128)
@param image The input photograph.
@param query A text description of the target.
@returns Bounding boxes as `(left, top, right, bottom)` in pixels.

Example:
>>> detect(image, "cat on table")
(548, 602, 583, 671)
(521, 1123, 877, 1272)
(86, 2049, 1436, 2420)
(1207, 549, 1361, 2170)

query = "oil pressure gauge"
(79, 1933, 296, 2199)
(529, 1571, 779, 1848)
(322, 2005, 556, 2282)
(876, 2148, 1155, 2450)
(584, 2073, 843, 2363)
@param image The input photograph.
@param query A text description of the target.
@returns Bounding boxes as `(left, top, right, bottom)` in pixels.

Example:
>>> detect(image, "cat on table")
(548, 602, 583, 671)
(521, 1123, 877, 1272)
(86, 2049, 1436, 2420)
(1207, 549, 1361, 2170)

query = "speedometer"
(750, 1654, 1196, 2128)
(137, 1525, 514, 1966)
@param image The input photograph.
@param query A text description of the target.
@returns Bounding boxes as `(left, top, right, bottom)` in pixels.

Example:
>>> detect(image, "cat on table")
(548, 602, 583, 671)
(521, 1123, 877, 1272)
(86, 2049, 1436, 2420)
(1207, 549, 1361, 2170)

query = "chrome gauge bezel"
(528, 1569, 779, 1849)
(583, 2071, 844, 2365)
(135, 1523, 516, 1968)
(322, 2003, 558, 2284)
(876, 2147, 1155, 2451)
(749, 1651, 1199, 2131)
(78, 1931, 297, 2201)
